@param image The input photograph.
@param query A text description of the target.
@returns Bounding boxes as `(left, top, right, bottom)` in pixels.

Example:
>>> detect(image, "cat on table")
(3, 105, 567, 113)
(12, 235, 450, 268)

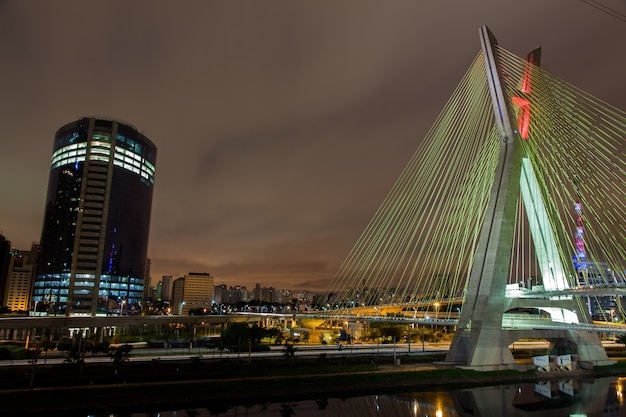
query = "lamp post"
(434, 302, 440, 347)
(407, 324, 411, 353)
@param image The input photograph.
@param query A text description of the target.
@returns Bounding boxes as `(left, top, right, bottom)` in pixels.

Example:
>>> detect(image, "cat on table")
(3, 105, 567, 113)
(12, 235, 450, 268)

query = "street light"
(434, 302, 440, 347)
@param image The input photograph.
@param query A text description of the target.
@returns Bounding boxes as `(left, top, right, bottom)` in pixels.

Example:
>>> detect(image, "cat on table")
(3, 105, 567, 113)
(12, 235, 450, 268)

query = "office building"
(213, 284, 228, 305)
(4, 244, 38, 312)
(32, 117, 157, 316)
(171, 272, 214, 315)
(161, 275, 172, 302)
(171, 277, 184, 314)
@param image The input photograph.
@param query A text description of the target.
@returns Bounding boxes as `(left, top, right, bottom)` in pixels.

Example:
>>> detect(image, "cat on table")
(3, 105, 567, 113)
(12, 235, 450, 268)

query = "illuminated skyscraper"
(171, 273, 214, 315)
(33, 117, 157, 316)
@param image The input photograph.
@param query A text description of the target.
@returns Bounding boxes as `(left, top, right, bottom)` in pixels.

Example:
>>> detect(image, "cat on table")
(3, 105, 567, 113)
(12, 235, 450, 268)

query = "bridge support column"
(556, 330, 613, 367)
(448, 324, 516, 371)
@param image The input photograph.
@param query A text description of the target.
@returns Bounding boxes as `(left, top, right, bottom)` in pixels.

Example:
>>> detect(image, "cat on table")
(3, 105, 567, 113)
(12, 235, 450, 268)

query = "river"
(76, 376, 624, 416)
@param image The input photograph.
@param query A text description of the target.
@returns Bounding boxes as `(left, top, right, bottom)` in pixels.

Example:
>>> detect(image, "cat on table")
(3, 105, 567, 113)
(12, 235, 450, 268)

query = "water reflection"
(99, 376, 626, 416)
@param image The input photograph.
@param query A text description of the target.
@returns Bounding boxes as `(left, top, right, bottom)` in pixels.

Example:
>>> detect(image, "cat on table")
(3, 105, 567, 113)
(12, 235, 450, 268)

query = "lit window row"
(114, 148, 155, 174)
(51, 141, 155, 182)
(91, 141, 110, 150)
(33, 273, 71, 285)
(90, 147, 110, 155)
(113, 150, 155, 183)
(51, 143, 88, 169)
(33, 288, 69, 295)
(90, 155, 110, 163)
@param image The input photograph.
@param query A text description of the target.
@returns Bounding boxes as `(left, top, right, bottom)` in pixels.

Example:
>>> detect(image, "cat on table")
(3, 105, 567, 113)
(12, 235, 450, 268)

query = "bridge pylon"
(445, 26, 613, 370)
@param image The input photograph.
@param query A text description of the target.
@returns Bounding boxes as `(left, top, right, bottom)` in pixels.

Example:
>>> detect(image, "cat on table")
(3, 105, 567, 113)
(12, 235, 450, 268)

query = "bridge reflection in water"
(120, 377, 620, 416)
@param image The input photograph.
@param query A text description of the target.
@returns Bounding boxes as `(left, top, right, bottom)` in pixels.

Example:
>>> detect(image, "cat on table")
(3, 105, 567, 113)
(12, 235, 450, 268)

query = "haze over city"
(1, 0, 625, 292)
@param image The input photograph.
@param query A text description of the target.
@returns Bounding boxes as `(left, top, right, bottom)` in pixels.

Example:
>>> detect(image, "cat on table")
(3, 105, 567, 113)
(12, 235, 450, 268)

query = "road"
(1, 342, 450, 367)
(2, 339, 603, 367)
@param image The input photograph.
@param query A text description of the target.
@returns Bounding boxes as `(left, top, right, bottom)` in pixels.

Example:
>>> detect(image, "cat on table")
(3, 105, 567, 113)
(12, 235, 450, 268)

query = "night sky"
(1, 1, 624, 292)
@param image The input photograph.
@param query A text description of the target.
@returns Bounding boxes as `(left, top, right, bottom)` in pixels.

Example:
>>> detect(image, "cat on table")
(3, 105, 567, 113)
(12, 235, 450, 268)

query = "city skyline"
(1, 1, 625, 292)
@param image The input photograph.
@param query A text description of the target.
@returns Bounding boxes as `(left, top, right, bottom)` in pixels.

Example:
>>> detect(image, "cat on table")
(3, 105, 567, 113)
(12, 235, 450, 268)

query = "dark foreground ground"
(3, 350, 626, 415)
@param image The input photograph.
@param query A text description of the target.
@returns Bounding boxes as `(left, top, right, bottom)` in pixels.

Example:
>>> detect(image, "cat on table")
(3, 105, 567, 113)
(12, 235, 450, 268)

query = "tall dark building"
(33, 117, 157, 316)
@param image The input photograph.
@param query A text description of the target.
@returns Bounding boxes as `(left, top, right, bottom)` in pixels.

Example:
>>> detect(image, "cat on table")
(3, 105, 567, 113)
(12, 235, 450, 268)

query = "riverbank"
(3, 353, 626, 415)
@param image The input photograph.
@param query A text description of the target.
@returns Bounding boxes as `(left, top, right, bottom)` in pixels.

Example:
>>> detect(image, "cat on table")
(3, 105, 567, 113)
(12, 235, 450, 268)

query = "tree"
(221, 322, 251, 352)
(56, 337, 73, 357)
(266, 327, 283, 344)
(221, 322, 272, 352)
(35, 337, 54, 364)
(282, 342, 296, 359)
(366, 322, 405, 342)
(249, 324, 265, 345)
(0, 348, 11, 360)
(109, 344, 133, 365)
(90, 341, 110, 355)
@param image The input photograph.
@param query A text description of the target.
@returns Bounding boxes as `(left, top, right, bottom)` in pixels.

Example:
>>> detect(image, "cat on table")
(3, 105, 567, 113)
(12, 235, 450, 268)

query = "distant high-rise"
(171, 277, 184, 314)
(171, 273, 214, 315)
(181, 272, 214, 315)
(33, 117, 157, 316)
(213, 283, 228, 304)
(4, 244, 38, 312)
(161, 275, 173, 302)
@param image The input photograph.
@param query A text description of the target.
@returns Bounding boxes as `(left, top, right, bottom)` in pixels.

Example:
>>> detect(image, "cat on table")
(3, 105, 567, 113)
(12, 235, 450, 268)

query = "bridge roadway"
(303, 311, 626, 334)
(1, 310, 624, 336)
(514, 285, 626, 298)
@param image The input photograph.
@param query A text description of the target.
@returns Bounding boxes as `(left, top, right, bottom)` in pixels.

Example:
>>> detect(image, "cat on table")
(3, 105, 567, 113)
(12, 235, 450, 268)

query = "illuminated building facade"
(181, 273, 214, 315)
(171, 273, 214, 315)
(4, 245, 38, 312)
(33, 117, 157, 316)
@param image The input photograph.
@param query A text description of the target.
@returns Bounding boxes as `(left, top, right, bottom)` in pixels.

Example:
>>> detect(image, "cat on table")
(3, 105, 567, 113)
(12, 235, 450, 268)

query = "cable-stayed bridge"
(0, 27, 624, 371)
(318, 26, 626, 370)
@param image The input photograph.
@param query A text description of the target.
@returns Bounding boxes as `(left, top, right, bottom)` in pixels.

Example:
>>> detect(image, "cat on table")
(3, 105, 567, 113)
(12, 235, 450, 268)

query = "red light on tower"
(512, 48, 541, 139)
